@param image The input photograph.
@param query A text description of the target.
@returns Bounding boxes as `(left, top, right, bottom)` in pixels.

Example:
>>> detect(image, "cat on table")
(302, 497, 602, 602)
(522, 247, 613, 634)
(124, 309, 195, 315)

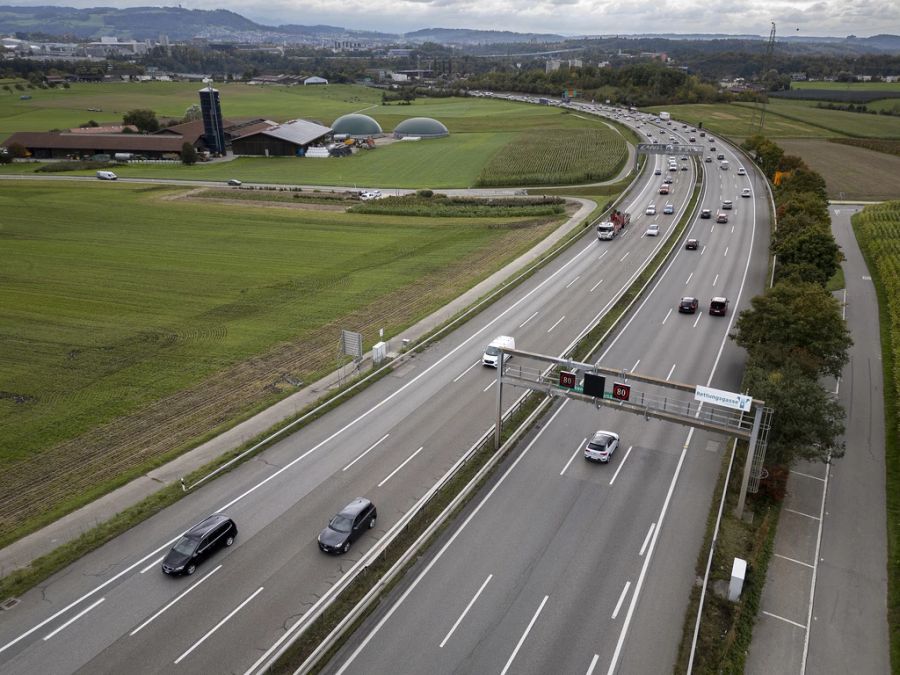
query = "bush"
(417, 189, 434, 198)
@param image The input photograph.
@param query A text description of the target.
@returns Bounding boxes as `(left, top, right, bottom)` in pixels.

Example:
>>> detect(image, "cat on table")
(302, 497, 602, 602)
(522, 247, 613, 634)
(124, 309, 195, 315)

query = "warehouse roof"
(2, 131, 186, 152)
(241, 119, 332, 146)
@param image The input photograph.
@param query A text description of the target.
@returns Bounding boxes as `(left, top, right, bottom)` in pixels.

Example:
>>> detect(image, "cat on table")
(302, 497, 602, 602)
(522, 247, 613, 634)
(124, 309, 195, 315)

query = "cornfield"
(476, 128, 627, 187)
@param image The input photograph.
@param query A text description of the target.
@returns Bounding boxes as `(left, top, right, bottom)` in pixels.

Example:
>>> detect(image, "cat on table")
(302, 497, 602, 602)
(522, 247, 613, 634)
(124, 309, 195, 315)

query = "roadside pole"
(735, 405, 764, 518)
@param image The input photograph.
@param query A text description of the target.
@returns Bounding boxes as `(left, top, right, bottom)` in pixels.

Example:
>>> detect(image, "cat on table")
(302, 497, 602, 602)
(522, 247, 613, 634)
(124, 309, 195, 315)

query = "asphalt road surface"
(0, 106, 769, 675)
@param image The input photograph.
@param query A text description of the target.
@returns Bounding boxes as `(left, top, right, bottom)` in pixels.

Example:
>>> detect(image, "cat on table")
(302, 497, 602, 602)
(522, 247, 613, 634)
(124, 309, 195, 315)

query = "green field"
(0, 180, 568, 538)
(792, 81, 900, 92)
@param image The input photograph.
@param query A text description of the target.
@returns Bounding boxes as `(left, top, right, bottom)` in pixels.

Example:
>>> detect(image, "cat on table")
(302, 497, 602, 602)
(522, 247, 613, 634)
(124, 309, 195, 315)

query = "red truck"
(597, 210, 631, 240)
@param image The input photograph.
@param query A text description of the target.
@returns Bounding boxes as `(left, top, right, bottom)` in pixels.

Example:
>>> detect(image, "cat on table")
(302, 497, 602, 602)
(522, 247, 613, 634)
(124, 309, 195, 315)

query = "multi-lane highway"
(0, 104, 770, 675)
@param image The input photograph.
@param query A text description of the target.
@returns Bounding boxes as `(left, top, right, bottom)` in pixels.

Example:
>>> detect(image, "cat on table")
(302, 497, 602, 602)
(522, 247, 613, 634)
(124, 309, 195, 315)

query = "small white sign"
(694, 385, 752, 412)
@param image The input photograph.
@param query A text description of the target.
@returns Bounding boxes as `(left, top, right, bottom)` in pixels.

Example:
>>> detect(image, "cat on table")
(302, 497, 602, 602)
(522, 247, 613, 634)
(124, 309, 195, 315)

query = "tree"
(774, 229, 843, 286)
(744, 363, 845, 465)
(183, 104, 201, 122)
(180, 142, 198, 165)
(731, 279, 852, 379)
(777, 166, 828, 202)
(6, 142, 28, 158)
(123, 108, 159, 133)
(775, 191, 830, 225)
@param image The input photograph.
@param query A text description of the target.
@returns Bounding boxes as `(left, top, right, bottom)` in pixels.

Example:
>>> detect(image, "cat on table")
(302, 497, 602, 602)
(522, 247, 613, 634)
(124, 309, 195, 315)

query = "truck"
(659, 111, 671, 121)
(596, 210, 631, 240)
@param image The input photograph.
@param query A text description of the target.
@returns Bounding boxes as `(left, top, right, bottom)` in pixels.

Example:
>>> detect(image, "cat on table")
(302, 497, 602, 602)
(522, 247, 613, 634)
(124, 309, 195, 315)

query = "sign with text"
(559, 371, 577, 389)
(612, 382, 631, 401)
(694, 385, 752, 412)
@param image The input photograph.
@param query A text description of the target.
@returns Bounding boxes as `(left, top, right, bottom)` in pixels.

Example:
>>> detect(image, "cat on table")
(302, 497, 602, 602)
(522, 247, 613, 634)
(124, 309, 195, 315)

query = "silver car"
(585, 430, 620, 463)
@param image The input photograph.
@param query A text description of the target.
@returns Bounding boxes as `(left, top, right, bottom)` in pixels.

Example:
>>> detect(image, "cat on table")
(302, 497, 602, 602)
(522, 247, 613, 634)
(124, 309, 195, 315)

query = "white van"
(483, 335, 515, 368)
(720, 160, 729, 171)
(96, 170, 117, 180)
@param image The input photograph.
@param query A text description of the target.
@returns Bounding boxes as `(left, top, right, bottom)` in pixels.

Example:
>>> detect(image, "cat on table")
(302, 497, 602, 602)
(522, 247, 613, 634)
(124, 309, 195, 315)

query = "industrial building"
(393, 117, 449, 139)
(331, 113, 383, 138)
(230, 119, 333, 156)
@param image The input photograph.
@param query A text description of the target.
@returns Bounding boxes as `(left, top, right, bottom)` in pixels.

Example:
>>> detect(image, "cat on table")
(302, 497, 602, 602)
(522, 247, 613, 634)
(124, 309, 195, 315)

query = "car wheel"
(225, 536, 234, 547)
(342, 541, 351, 554)
(186, 563, 196, 576)
(369, 516, 376, 529)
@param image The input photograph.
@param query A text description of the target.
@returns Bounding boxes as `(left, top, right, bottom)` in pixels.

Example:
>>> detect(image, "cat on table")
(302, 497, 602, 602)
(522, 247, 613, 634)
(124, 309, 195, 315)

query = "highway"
(325, 112, 772, 674)
(0, 105, 769, 675)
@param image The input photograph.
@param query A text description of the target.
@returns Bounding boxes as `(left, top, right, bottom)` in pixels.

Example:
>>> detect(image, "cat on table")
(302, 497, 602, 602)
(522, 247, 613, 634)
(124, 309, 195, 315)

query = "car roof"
(682, 296, 696, 301)
(711, 296, 728, 303)
(591, 430, 616, 441)
(338, 497, 373, 517)
(188, 513, 232, 537)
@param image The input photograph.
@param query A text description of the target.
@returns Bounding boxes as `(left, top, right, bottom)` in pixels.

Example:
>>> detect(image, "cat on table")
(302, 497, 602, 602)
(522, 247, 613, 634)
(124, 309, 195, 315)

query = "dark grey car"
(318, 498, 377, 554)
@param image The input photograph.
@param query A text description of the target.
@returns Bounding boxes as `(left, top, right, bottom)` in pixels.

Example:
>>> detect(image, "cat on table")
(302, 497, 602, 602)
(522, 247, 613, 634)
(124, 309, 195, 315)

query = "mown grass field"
(792, 81, 900, 92)
(0, 180, 568, 541)
(851, 201, 900, 669)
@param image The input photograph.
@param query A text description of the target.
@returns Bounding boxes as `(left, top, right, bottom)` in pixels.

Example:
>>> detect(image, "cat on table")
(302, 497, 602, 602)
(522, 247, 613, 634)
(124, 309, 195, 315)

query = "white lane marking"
(343, 433, 390, 472)
(483, 380, 496, 393)
(713, 273, 719, 287)
(6, 235, 603, 660)
(42, 598, 105, 641)
(174, 587, 264, 664)
(334, 402, 569, 675)
(590, 278, 604, 293)
(724, 246, 729, 257)
(547, 315, 566, 333)
(598, 250, 608, 260)
(700, 245, 706, 255)
(500, 595, 549, 675)
(666, 363, 676, 380)
(566, 276, 580, 289)
(586, 654, 600, 675)
(801, 457, 831, 675)
(452, 361, 480, 383)
(639, 523, 656, 556)
(439, 574, 493, 648)
(608, 151, 759, 675)
(785, 507, 820, 521)
(518, 311, 539, 329)
(710, 225, 715, 233)
(791, 470, 826, 482)
(693, 313, 702, 328)
(774, 553, 815, 569)
(608, 445, 633, 485)
(620, 251, 630, 262)
(560, 438, 587, 476)
(731, 225, 735, 234)
(140, 557, 165, 574)
(131, 566, 222, 635)
(763, 610, 807, 630)
(662, 308, 672, 325)
(631, 359, 640, 372)
(685, 272, 693, 285)
(377, 446, 424, 488)
(611, 582, 631, 620)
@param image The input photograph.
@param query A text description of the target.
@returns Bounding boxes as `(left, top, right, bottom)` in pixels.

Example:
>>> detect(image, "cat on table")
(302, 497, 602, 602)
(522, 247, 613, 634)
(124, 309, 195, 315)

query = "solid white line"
(483, 380, 496, 393)
(774, 553, 815, 569)
(608, 445, 633, 485)
(377, 446, 423, 488)
(589, 279, 604, 293)
(724, 246, 729, 257)
(42, 598, 105, 641)
(500, 595, 549, 675)
(692, 313, 701, 328)
(585, 654, 600, 675)
(140, 556, 164, 574)
(334, 402, 569, 675)
(713, 273, 719, 287)
(547, 315, 566, 333)
(666, 363, 676, 380)
(174, 586, 264, 664)
(639, 523, 656, 556)
(763, 610, 807, 630)
(439, 574, 493, 648)
(452, 361, 480, 383)
(611, 582, 631, 619)
(662, 308, 672, 325)
(560, 438, 587, 476)
(518, 311, 539, 329)
(801, 458, 832, 675)
(131, 565, 222, 635)
(620, 252, 630, 262)
(685, 272, 693, 285)
(566, 275, 581, 289)
(343, 433, 390, 472)
(785, 507, 820, 521)
(790, 470, 826, 482)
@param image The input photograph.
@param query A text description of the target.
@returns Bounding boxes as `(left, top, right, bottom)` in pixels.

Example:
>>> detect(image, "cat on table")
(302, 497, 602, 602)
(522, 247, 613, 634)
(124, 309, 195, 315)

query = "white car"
(359, 190, 382, 201)
(645, 223, 660, 237)
(646, 204, 657, 215)
(584, 430, 620, 463)
(227, 178, 242, 186)
(741, 188, 752, 198)
(663, 203, 675, 214)
(737, 167, 746, 175)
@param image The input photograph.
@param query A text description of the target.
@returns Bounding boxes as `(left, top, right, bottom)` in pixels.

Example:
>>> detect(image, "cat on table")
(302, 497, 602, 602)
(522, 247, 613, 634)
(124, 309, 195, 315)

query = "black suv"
(709, 297, 729, 316)
(162, 514, 237, 576)
(318, 498, 377, 554)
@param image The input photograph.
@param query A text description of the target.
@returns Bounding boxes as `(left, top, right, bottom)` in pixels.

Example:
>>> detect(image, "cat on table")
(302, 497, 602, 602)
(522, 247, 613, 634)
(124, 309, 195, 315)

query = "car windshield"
(485, 346, 500, 356)
(711, 301, 726, 310)
(172, 536, 199, 556)
(329, 514, 353, 533)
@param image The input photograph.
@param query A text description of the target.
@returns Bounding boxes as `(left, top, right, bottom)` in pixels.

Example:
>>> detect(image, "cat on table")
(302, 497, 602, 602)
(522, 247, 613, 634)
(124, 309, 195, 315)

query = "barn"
(230, 119, 333, 156)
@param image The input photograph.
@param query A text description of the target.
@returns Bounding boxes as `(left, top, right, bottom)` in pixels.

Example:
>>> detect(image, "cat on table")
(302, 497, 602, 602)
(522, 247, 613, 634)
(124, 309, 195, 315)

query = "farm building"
(230, 119, 333, 156)
(331, 113, 383, 138)
(393, 117, 449, 139)
(1, 131, 188, 159)
(304, 76, 328, 85)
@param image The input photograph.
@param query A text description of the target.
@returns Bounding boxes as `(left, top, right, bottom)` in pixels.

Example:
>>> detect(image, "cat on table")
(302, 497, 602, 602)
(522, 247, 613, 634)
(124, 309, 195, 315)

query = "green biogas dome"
(331, 113, 383, 137)
(393, 117, 449, 139)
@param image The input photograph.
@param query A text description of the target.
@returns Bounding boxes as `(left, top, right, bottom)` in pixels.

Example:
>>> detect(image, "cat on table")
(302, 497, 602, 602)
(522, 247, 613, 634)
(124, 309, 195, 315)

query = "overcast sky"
(16, 0, 900, 36)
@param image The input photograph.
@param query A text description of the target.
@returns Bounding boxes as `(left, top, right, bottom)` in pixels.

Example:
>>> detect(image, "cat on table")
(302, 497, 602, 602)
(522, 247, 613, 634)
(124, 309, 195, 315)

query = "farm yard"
(0, 181, 570, 544)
